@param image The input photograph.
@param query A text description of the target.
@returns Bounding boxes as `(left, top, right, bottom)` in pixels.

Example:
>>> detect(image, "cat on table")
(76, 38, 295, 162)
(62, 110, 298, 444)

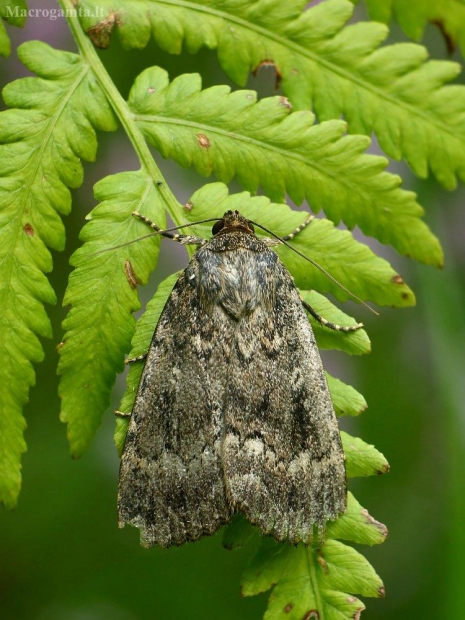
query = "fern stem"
(58, 0, 184, 227)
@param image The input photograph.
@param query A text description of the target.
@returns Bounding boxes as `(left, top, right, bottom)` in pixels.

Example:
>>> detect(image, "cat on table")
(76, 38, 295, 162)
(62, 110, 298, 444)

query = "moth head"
(212, 210, 255, 236)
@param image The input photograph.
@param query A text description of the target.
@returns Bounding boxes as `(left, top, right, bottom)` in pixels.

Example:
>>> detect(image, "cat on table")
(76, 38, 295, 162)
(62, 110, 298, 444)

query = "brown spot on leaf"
(280, 96, 292, 109)
(184, 201, 194, 211)
(284, 603, 294, 613)
(23, 223, 34, 236)
(347, 599, 365, 620)
(302, 611, 320, 620)
(253, 58, 282, 90)
(124, 260, 141, 289)
(377, 462, 390, 475)
(378, 586, 386, 597)
(56, 341, 65, 353)
(316, 551, 328, 573)
(361, 509, 389, 538)
(391, 274, 404, 285)
(430, 19, 455, 54)
(148, 87, 156, 93)
(197, 133, 211, 149)
(87, 11, 119, 49)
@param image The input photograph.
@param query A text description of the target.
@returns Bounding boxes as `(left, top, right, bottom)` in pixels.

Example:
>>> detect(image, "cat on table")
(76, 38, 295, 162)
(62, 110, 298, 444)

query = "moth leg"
(115, 410, 131, 418)
(261, 215, 315, 247)
(132, 211, 206, 246)
(302, 299, 364, 332)
(282, 214, 315, 241)
(125, 353, 147, 364)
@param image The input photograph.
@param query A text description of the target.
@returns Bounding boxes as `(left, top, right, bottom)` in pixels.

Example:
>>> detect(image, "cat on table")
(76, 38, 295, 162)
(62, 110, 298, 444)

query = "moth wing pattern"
(221, 258, 346, 543)
(118, 272, 233, 548)
(118, 219, 346, 547)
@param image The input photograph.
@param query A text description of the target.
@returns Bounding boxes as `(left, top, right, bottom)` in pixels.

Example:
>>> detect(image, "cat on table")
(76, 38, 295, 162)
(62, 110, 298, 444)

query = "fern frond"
(58, 171, 166, 457)
(80, 0, 465, 189)
(352, 0, 465, 54)
(0, 41, 116, 506)
(128, 67, 441, 266)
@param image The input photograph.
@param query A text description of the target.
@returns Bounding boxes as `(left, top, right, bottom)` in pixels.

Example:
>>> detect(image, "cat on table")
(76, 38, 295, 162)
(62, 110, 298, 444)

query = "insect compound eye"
(212, 219, 225, 235)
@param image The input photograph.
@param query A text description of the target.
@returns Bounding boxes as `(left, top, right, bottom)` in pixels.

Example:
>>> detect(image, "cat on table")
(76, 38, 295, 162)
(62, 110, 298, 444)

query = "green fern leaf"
(0, 18, 10, 57)
(327, 374, 367, 417)
(58, 171, 166, 458)
(127, 67, 441, 267)
(0, 41, 116, 506)
(326, 492, 388, 546)
(81, 0, 465, 189)
(0, 0, 27, 57)
(241, 535, 384, 618)
(353, 0, 465, 54)
(342, 431, 390, 477)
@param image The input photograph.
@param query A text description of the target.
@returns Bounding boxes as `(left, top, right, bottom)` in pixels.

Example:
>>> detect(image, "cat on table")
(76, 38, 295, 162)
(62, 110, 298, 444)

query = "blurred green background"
(1, 2, 465, 619)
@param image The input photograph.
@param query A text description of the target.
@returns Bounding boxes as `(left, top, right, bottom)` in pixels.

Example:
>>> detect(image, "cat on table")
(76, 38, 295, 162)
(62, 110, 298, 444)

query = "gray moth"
(118, 210, 358, 548)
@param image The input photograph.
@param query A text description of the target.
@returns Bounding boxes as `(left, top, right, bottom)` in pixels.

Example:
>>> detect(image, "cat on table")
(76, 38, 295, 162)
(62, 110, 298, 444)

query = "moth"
(118, 210, 363, 548)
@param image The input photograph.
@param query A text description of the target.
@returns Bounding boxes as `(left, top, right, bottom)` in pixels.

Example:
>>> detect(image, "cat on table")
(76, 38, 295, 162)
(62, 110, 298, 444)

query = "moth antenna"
(88, 217, 221, 258)
(249, 219, 379, 316)
(89, 232, 161, 257)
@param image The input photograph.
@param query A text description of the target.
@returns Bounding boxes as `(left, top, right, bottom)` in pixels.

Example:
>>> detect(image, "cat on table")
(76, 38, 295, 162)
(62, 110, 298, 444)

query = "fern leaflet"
(0, 41, 116, 505)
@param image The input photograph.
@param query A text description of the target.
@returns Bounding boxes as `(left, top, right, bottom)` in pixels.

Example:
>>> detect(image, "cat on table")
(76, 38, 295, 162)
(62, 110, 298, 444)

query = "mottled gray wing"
(119, 238, 345, 547)
(118, 271, 233, 548)
(220, 260, 346, 544)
